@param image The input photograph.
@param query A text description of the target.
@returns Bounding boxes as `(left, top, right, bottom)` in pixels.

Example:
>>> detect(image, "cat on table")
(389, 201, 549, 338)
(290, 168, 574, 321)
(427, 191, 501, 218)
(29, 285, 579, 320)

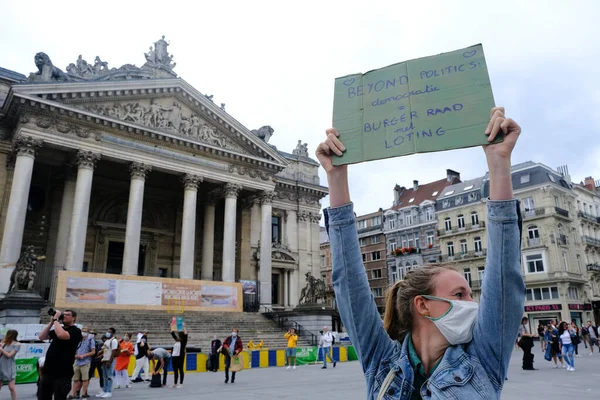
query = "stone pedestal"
(274, 305, 339, 336)
(0, 290, 45, 324)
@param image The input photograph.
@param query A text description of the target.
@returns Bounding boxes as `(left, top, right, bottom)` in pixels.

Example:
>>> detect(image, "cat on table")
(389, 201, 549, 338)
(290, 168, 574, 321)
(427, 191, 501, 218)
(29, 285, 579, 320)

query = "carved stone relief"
(25, 116, 102, 141)
(228, 165, 273, 181)
(82, 100, 241, 150)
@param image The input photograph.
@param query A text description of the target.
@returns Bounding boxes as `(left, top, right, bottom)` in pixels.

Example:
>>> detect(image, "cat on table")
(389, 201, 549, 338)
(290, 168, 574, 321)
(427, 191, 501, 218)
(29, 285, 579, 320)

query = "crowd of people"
(517, 318, 600, 372)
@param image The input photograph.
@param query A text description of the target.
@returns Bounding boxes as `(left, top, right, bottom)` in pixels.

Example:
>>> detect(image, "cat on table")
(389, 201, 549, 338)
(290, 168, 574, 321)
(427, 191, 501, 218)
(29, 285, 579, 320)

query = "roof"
(392, 177, 460, 210)
(276, 148, 320, 166)
(438, 176, 485, 199)
(320, 226, 329, 244)
(482, 161, 572, 197)
(0, 67, 26, 83)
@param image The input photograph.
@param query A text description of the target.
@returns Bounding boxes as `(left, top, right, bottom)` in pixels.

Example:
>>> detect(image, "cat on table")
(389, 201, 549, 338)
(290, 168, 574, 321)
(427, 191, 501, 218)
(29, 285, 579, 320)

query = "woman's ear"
(413, 295, 431, 317)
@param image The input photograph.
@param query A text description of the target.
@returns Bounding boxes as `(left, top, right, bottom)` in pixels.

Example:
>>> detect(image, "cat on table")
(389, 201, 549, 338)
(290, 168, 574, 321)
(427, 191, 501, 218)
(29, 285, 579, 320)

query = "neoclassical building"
(0, 37, 328, 309)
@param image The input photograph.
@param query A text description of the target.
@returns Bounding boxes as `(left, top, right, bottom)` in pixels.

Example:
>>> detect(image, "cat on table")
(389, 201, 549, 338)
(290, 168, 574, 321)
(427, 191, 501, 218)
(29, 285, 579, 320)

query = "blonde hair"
(383, 264, 456, 342)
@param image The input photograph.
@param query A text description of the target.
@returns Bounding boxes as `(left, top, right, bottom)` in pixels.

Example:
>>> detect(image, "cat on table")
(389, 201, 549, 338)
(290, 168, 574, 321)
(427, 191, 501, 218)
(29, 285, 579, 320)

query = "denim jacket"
(324, 200, 525, 400)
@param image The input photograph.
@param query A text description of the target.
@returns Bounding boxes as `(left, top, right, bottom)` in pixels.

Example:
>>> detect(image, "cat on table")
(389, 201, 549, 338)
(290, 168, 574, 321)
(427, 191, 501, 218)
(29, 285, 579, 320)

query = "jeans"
(322, 347, 337, 367)
(101, 360, 115, 393)
(562, 343, 575, 368)
(154, 358, 169, 386)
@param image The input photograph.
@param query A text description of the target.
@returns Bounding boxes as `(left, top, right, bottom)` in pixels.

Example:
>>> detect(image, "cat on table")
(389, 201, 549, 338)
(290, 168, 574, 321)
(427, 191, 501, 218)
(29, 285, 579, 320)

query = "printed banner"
(56, 271, 243, 312)
(15, 358, 39, 384)
(294, 347, 318, 365)
(240, 280, 257, 294)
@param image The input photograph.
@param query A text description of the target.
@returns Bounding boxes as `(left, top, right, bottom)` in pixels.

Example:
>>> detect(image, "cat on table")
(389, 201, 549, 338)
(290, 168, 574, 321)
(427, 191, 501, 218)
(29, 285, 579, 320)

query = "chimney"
(446, 169, 461, 183)
(557, 165, 571, 184)
(393, 184, 400, 205)
(584, 177, 596, 192)
(413, 180, 419, 191)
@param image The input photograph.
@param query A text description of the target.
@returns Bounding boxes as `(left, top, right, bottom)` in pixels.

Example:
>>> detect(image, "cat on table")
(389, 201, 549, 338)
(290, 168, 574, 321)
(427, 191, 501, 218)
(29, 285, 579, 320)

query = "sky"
(0, 0, 598, 216)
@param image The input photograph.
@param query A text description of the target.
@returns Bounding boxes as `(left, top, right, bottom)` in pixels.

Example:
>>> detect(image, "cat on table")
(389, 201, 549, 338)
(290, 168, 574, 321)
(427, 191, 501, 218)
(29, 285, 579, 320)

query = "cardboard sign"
(332, 44, 499, 165)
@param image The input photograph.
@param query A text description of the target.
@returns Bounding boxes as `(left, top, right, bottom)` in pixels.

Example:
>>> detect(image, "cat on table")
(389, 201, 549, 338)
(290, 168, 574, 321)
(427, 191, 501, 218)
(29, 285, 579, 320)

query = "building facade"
(573, 176, 600, 323)
(0, 39, 328, 309)
(357, 210, 388, 314)
(384, 170, 461, 285)
(435, 177, 487, 301)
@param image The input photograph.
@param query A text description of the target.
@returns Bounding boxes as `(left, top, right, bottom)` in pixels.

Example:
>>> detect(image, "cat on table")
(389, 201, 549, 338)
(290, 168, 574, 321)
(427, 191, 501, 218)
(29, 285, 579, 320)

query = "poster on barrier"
(294, 347, 318, 365)
(15, 358, 39, 384)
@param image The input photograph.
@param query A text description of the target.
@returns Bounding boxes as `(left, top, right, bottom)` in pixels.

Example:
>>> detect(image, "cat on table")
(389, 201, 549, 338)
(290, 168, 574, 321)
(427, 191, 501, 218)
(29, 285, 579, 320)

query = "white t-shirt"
(589, 326, 598, 339)
(102, 338, 119, 361)
(134, 333, 143, 356)
(321, 332, 334, 348)
(560, 331, 572, 345)
(172, 342, 181, 357)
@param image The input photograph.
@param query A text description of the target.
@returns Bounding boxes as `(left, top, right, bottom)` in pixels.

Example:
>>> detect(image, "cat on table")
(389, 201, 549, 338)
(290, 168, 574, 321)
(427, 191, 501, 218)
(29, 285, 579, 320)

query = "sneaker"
(552, 365, 558, 369)
(590, 353, 594, 356)
(115, 385, 120, 389)
(562, 364, 566, 368)
(99, 394, 112, 399)
(321, 366, 327, 369)
(95, 393, 105, 398)
(286, 366, 291, 370)
(82, 395, 90, 399)
(293, 366, 296, 370)
(169, 384, 176, 388)
(333, 361, 337, 368)
(570, 367, 576, 372)
(176, 384, 183, 389)
(125, 384, 131, 388)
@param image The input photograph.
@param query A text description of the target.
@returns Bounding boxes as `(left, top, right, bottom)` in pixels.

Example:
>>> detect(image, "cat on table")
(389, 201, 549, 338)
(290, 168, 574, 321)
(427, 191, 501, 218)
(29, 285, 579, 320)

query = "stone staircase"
(40, 307, 315, 351)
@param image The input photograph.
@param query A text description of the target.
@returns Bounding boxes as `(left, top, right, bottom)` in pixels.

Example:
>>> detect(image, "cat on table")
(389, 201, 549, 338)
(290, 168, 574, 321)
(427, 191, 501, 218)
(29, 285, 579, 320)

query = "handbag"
(229, 354, 244, 372)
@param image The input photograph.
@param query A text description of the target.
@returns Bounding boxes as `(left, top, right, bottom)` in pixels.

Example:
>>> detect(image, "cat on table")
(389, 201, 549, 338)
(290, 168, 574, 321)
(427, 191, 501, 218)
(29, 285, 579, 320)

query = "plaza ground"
(5, 347, 600, 399)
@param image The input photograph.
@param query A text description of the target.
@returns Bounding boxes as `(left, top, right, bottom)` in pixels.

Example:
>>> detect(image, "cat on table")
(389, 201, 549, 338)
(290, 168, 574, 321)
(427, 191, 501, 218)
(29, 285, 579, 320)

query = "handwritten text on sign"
(332, 44, 498, 165)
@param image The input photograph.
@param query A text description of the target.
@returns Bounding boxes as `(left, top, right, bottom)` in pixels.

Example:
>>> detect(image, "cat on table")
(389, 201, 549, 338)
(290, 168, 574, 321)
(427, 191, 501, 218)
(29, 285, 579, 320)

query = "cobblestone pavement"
(5, 347, 600, 399)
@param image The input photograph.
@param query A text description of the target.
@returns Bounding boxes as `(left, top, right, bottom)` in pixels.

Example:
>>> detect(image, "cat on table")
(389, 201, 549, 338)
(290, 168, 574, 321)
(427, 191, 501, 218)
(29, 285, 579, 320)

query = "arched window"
(457, 214, 465, 229)
(471, 211, 479, 226)
(447, 242, 455, 257)
(528, 225, 540, 239)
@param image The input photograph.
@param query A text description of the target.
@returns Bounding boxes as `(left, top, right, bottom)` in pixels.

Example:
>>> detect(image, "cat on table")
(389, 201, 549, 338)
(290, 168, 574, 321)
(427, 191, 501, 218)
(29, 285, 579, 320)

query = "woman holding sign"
(317, 107, 524, 399)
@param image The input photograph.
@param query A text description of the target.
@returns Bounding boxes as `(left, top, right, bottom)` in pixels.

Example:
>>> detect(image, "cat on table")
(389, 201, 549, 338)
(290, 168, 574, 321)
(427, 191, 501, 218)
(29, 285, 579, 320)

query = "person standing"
(320, 326, 337, 369)
(170, 323, 188, 388)
(586, 320, 599, 355)
(545, 323, 565, 369)
(0, 329, 21, 400)
(147, 348, 171, 387)
(209, 335, 221, 372)
(571, 322, 581, 357)
(581, 323, 590, 350)
(284, 328, 298, 370)
(88, 331, 103, 391)
(114, 333, 133, 389)
(96, 328, 118, 398)
(558, 321, 576, 371)
(68, 326, 95, 399)
(130, 331, 150, 383)
(537, 323, 546, 352)
(517, 317, 536, 370)
(221, 328, 243, 384)
(38, 309, 83, 400)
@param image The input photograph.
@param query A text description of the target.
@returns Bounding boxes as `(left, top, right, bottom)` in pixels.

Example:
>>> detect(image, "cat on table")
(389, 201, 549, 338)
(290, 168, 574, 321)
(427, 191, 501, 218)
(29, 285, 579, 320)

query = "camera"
(47, 308, 64, 320)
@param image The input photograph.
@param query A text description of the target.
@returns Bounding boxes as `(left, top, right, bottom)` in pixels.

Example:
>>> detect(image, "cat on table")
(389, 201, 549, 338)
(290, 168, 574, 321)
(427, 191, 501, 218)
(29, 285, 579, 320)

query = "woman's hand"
(315, 128, 350, 207)
(483, 107, 521, 201)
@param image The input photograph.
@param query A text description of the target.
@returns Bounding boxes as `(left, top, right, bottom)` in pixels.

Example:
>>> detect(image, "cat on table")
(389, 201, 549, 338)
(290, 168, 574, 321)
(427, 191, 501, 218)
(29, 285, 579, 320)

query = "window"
(568, 287, 579, 300)
(372, 287, 383, 297)
(445, 191, 454, 196)
(464, 185, 474, 191)
(359, 238, 367, 247)
(389, 240, 397, 254)
(468, 192, 478, 202)
(528, 225, 540, 239)
(562, 252, 568, 271)
(372, 236, 380, 244)
(525, 253, 545, 273)
(526, 286, 559, 301)
(520, 174, 530, 184)
(590, 205, 594, 216)
(371, 269, 382, 279)
(427, 232, 435, 246)
(362, 253, 368, 263)
(460, 239, 468, 254)
(415, 237, 420, 249)
(442, 200, 450, 208)
(457, 215, 465, 229)
(554, 196, 560, 207)
(478, 266, 485, 282)
(456, 197, 464, 205)
(548, 174, 556, 183)
(471, 212, 479, 226)
(409, 198, 415, 203)
(412, 260, 418, 267)
(474, 236, 482, 253)
(447, 242, 455, 257)
(426, 208, 434, 221)
(390, 266, 398, 284)
(372, 251, 381, 261)
(407, 237, 414, 247)
(357, 220, 367, 229)
(577, 200, 582, 211)
(464, 268, 472, 285)
(444, 218, 452, 231)
(320, 255, 325, 267)
(405, 213, 413, 225)
(523, 197, 535, 213)
(402, 237, 407, 248)
(272, 216, 282, 244)
(577, 255, 582, 274)
(432, 191, 438, 196)
(388, 218, 395, 230)
(371, 216, 381, 225)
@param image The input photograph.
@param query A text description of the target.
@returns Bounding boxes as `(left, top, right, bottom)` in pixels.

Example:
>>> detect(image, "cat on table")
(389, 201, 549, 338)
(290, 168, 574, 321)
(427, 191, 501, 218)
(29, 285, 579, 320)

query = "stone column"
(122, 163, 152, 276)
(222, 183, 241, 282)
(283, 269, 289, 307)
(65, 151, 101, 272)
(179, 174, 202, 280)
(201, 193, 218, 281)
(289, 269, 299, 307)
(54, 168, 77, 267)
(260, 191, 275, 306)
(0, 137, 42, 296)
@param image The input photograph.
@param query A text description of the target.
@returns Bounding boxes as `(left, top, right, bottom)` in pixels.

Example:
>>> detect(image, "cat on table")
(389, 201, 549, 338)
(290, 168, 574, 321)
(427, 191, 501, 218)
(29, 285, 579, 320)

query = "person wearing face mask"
(68, 326, 96, 399)
(95, 328, 118, 398)
(130, 330, 150, 383)
(317, 107, 525, 399)
(209, 335, 222, 372)
(220, 328, 243, 384)
(114, 333, 133, 389)
(88, 330, 104, 390)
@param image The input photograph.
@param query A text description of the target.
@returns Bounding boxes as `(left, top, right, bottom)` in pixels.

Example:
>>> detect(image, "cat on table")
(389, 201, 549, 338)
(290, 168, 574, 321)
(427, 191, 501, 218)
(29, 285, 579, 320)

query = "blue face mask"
(105, 332, 111, 338)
